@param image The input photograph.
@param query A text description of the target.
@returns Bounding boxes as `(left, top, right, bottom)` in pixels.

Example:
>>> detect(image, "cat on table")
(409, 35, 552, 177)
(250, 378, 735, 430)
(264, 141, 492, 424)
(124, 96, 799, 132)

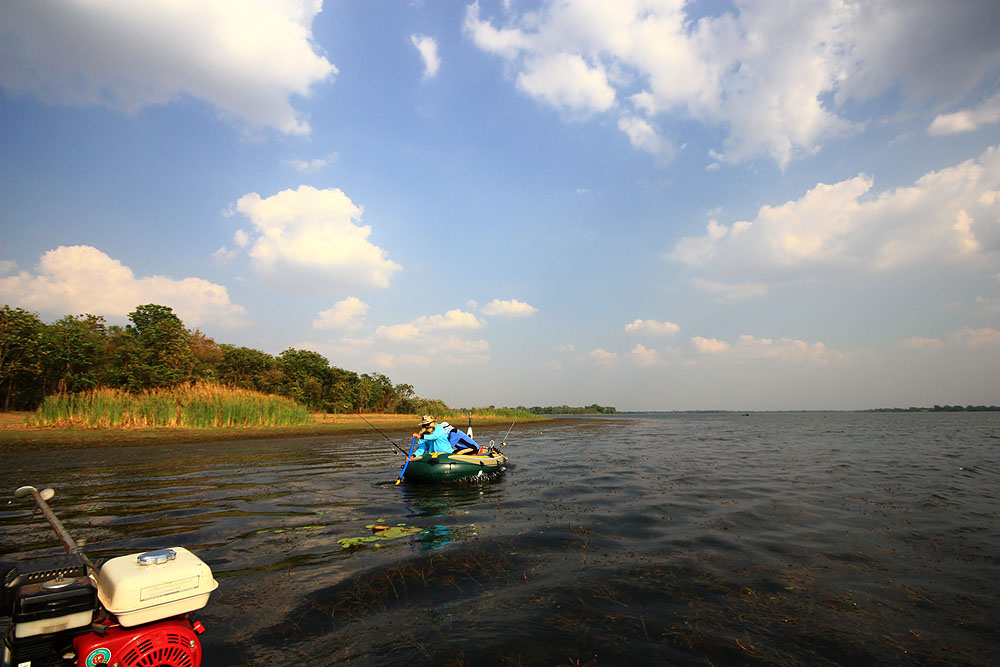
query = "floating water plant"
(338, 523, 424, 548)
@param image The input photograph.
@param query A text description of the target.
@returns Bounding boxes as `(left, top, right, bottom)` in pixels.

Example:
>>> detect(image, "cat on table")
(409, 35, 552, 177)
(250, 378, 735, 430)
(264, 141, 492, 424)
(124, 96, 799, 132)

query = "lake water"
(2, 412, 998, 665)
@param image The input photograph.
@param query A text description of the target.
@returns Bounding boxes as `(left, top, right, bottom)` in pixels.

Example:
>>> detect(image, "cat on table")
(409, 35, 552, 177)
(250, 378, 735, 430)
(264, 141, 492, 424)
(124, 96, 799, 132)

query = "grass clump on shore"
(436, 407, 534, 421)
(30, 383, 309, 429)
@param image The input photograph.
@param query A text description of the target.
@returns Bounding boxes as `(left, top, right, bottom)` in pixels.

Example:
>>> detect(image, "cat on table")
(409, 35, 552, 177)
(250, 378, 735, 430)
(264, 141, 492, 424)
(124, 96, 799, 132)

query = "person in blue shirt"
(411, 415, 452, 457)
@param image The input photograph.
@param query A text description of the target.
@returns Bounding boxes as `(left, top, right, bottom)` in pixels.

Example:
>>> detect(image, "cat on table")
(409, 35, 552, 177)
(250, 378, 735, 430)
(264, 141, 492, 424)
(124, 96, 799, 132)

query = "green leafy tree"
(217, 345, 277, 390)
(114, 304, 196, 390)
(189, 329, 223, 381)
(40, 314, 108, 395)
(277, 348, 334, 410)
(330, 366, 361, 412)
(390, 382, 416, 413)
(100, 325, 137, 389)
(2, 302, 454, 416)
(0, 306, 45, 410)
(358, 373, 417, 413)
(360, 372, 392, 412)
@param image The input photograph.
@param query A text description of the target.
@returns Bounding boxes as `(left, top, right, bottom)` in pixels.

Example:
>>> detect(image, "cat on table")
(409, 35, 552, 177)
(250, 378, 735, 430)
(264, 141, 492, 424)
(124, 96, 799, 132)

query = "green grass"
(29, 383, 309, 429)
(436, 407, 534, 421)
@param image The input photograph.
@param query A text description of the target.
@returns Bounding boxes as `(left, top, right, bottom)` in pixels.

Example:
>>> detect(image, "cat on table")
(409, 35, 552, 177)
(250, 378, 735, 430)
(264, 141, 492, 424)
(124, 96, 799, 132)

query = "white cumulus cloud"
(928, 92, 1000, 136)
(0, 245, 247, 327)
(954, 327, 1000, 348)
(286, 153, 337, 172)
(693, 334, 846, 365)
(618, 116, 674, 160)
(411, 34, 441, 80)
(692, 336, 730, 355)
(375, 352, 431, 370)
(902, 336, 945, 351)
(376, 309, 483, 342)
(351, 308, 491, 368)
(234, 185, 402, 292)
(630, 344, 662, 367)
(429, 336, 490, 365)
(466, 0, 1000, 167)
(624, 319, 679, 335)
(975, 296, 1000, 314)
(669, 144, 1000, 287)
(0, 0, 336, 135)
(517, 52, 615, 114)
(583, 348, 617, 368)
(313, 296, 368, 330)
(689, 278, 770, 302)
(481, 298, 538, 318)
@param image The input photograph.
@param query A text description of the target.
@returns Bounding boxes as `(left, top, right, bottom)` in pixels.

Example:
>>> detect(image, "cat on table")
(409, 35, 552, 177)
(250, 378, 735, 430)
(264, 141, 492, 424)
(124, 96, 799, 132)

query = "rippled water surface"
(2, 412, 998, 665)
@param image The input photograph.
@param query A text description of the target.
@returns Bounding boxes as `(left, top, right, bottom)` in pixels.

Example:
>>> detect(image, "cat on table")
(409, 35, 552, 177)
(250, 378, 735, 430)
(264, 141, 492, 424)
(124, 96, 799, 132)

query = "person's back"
(445, 426, 479, 455)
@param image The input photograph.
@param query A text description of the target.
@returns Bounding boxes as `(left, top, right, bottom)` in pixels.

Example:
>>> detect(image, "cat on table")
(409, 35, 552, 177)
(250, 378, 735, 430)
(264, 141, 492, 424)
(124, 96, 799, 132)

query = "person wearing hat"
(411, 415, 452, 457)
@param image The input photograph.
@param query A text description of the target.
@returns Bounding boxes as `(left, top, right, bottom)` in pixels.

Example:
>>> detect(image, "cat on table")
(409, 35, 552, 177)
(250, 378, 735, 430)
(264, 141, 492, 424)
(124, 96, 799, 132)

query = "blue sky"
(2, 0, 999, 411)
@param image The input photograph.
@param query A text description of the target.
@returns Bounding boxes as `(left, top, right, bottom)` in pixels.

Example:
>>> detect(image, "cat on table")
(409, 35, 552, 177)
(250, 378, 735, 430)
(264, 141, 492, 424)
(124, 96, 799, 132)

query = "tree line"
(868, 405, 1000, 412)
(526, 404, 617, 415)
(0, 303, 446, 414)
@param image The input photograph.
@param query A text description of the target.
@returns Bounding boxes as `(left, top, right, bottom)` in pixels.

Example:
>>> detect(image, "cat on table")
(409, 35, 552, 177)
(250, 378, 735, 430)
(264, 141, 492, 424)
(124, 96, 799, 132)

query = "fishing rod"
(349, 407, 409, 457)
(498, 417, 517, 449)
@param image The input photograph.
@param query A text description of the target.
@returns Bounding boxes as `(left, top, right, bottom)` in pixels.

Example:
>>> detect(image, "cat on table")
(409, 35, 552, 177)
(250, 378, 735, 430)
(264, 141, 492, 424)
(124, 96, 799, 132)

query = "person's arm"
(411, 432, 427, 457)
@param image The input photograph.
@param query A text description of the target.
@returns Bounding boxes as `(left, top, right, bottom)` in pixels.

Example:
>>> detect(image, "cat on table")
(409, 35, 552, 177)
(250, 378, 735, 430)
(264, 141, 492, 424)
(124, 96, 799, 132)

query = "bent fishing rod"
(503, 417, 517, 442)
(349, 407, 409, 457)
(492, 417, 516, 450)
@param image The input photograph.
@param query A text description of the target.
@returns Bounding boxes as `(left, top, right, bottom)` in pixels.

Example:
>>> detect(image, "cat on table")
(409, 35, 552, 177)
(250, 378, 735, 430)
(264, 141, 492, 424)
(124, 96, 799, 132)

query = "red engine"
(2, 488, 216, 667)
(74, 618, 202, 667)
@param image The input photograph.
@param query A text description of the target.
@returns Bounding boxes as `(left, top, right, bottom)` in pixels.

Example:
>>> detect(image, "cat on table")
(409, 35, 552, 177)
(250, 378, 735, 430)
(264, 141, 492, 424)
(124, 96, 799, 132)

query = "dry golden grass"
(0, 412, 31, 429)
(311, 412, 419, 426)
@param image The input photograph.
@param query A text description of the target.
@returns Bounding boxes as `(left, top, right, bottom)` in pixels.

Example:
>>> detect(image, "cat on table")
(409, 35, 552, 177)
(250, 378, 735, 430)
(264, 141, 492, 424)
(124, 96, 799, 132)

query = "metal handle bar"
(14, 486, 81, 555)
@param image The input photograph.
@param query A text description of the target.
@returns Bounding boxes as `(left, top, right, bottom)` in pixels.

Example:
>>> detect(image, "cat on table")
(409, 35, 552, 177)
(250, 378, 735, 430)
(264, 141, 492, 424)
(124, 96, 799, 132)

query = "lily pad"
(338, 523, 424, 548)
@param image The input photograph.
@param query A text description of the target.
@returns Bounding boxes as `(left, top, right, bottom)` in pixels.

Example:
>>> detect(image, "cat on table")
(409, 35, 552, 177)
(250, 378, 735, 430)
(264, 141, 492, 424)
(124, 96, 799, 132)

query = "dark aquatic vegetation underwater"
(2, 412, 998, 665)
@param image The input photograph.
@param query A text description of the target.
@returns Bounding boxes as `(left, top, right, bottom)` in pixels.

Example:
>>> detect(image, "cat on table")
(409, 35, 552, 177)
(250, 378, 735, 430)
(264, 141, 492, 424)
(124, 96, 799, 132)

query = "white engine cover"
(97, 547, 218, 627)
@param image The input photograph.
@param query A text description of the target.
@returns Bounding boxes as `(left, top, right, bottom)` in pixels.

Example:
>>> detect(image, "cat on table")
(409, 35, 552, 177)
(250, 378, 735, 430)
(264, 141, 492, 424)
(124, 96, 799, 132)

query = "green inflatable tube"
(402, 451, 508, 483)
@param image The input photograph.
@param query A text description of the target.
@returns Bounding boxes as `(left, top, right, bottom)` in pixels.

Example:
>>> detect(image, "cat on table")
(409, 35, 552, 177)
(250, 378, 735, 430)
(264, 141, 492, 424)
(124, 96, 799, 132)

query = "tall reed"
(31, 383, 309, 429)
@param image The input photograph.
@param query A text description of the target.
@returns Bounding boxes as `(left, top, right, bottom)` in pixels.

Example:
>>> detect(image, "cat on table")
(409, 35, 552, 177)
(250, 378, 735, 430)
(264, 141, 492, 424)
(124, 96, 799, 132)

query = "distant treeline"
(525, 404, 617, 415)
(868, 405, 1000, 412)
(0, 303, 447, 414)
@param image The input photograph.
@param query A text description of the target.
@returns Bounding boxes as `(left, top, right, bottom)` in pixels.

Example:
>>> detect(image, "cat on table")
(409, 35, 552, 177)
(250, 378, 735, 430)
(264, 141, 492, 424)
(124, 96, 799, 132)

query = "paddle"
(395, 437, 418, 485)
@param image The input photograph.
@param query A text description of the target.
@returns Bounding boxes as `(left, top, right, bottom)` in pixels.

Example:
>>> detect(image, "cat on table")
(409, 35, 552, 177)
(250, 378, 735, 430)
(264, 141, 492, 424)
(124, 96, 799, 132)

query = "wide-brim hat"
(419, 415, 435, 427)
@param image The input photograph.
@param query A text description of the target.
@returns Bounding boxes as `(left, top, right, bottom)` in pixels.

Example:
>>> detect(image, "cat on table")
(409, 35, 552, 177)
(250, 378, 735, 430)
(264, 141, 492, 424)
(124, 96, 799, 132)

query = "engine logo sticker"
(86, 648, 112, 665)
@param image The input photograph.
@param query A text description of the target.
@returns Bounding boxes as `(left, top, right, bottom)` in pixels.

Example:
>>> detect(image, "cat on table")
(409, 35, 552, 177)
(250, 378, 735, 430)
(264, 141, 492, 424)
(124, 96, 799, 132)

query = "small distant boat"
(401, 449, 508, 483)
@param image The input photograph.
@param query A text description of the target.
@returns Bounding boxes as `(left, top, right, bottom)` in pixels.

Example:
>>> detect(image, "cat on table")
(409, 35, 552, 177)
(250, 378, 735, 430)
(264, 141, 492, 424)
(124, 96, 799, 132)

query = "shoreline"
(0, 413, 599, 452)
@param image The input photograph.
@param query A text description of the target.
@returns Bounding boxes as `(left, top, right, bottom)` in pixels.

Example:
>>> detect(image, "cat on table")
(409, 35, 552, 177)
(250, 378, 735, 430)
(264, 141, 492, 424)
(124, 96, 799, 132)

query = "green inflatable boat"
(393, 423, 510, 483)
(401, 450, 508, 483)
